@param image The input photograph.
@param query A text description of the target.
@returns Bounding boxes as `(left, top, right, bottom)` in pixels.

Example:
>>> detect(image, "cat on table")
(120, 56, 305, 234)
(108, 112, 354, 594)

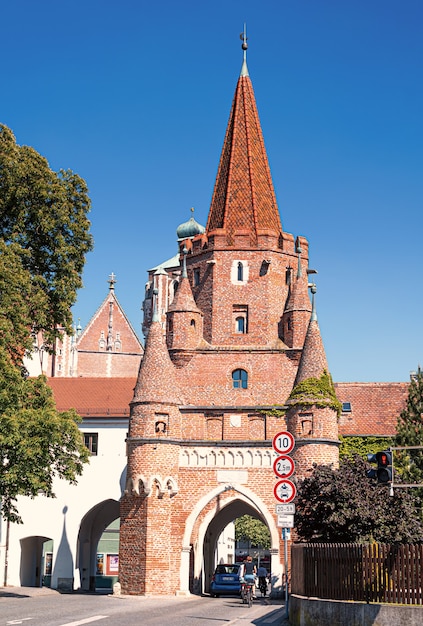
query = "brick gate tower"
(119, 35, 340, 596)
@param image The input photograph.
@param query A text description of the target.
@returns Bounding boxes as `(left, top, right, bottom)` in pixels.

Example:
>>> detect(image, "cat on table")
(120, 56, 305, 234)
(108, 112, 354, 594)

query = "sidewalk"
(0, 585, 60, 598)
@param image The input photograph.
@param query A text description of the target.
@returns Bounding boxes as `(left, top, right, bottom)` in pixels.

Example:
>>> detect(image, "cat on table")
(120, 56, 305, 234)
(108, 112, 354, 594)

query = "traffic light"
(366, 450, 392, 484)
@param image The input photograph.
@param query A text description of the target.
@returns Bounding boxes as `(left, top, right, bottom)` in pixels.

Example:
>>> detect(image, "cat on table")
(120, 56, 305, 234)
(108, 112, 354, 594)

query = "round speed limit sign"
(274, 479, 297, 503)
(272, 431, 295, 455)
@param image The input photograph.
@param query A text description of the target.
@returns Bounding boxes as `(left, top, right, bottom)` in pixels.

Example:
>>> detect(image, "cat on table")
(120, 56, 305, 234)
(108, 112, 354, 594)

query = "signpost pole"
(283, 528, 288, 618)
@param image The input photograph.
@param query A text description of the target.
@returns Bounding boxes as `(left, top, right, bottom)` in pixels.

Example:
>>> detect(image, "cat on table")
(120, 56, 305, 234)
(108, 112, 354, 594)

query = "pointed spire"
(240, 24, 249, 77)
(132, 305, 182, 405)
(294, 285, 329, 386)
(206, 32, 283, 247)
(168, 254, 202, 315)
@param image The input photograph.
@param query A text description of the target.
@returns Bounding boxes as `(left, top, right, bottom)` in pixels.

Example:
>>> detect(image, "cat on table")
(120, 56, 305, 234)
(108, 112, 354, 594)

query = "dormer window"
(194, 269, 200, 286)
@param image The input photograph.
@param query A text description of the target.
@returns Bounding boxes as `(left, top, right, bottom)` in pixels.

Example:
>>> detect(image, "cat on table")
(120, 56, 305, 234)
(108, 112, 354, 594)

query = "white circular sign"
(274, 479, 297, 503)
(273, 455, 295, 479)
(272, 431, 295, 455)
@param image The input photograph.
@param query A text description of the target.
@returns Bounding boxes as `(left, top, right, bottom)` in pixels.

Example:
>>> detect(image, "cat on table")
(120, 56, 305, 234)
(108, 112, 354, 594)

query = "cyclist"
(239, 555, 257, 599)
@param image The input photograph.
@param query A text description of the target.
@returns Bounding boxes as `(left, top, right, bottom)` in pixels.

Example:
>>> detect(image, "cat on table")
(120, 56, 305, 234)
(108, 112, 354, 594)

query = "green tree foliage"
(0, 124, 93, 354)
(0, 124, 92, 522)
(295, 455, 423, 544)
(0, 350, 90, 523)
(235, 515, 271, 550)
(395, 368, 423, 489)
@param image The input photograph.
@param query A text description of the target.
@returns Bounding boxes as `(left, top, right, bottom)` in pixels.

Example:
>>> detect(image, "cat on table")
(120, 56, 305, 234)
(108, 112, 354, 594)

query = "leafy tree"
(295, 455, 422, 544)
(394, 368, 423, 490)
(0, 124, 93, 354)
(0, 349, 90, 523)
(235, 515, 271, 550)
(0, 124, 92, 522)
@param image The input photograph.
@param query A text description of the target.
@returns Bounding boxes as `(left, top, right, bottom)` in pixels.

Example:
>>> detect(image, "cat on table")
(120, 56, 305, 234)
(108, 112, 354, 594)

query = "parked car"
(210, 563, 241, 597)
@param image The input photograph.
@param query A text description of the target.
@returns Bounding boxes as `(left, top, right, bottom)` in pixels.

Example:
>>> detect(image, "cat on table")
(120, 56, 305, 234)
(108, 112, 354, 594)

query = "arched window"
(237, 262, 243, 282)
(232, 369, 248, 389)
(235, 316, 245, 333)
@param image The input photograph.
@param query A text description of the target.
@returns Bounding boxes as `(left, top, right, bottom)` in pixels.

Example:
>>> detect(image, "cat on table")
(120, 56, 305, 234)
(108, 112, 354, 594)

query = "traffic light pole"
(389, 445, 423, 495)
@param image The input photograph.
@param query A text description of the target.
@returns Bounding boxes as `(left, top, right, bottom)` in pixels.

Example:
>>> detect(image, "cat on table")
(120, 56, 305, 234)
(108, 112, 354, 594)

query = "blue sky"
(2, 1, 422, 382)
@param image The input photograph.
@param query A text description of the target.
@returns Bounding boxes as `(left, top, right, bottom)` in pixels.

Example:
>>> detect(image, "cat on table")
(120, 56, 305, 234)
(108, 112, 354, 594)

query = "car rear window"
(216, 565, 239, 575)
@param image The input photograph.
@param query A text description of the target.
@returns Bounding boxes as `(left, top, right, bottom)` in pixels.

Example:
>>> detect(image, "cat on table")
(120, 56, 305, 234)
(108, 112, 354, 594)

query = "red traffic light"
(376, 451, 392, 467)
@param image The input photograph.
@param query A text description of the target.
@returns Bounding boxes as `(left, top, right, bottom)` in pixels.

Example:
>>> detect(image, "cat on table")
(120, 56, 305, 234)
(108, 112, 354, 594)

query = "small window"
(237, 262, 243, 281)
(236, 316, 245, 333)
(84, 433, 98, 455)
(342, 402, 352, 413)
(194, 269, 200, 286)
(232, 369, 248, 389)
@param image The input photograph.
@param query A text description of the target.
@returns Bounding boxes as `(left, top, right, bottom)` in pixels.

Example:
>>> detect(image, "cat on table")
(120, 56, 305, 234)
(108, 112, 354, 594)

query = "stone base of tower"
(119, 492, 183, 596)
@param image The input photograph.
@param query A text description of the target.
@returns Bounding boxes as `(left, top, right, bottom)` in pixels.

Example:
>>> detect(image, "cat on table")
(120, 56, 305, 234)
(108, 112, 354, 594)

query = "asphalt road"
(0, 588, 290, 626)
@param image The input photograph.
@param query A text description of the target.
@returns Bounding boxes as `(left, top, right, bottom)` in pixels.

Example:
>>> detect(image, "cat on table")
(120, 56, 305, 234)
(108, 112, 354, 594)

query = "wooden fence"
(291, 543, 423, 605)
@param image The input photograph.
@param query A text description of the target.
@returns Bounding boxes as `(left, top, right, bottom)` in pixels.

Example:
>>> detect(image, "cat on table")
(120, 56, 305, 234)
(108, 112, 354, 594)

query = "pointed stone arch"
(178, 483, 281, 595)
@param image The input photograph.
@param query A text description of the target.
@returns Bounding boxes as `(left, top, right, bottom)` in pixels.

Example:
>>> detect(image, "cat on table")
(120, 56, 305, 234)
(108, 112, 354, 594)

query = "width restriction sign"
(272, 431, 295, 455)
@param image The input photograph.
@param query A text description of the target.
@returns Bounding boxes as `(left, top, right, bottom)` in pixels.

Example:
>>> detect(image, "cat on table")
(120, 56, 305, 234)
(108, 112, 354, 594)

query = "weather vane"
(240, 24, 248, 51)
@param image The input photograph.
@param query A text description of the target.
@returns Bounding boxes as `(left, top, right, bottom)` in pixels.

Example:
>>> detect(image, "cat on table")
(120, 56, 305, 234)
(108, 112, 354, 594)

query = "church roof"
(206, 38, 283, 246)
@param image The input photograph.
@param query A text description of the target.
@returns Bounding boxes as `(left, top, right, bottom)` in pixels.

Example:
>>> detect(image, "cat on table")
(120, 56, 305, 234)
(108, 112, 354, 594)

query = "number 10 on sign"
(272, 431, 295, 455)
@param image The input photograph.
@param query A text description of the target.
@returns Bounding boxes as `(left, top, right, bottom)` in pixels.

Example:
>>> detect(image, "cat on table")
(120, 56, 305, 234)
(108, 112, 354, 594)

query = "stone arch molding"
(125, 474, 178, 498)
(178, 482, 281, 594)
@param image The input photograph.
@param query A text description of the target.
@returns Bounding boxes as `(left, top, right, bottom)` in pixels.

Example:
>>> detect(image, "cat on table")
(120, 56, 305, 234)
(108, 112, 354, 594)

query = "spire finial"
(152, 288, 159, 322)
(108, 272, 116, 291)
(182, 246, 188, 279)
(310, 283, 317, 322)
(240, 24, 249, 77)
(296, 242, 303, 279)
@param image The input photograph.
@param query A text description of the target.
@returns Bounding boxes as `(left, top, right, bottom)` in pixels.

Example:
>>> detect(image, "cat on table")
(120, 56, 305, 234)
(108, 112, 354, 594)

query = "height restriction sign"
(273, 455, 295, 479)
(272, 431, 295, 455)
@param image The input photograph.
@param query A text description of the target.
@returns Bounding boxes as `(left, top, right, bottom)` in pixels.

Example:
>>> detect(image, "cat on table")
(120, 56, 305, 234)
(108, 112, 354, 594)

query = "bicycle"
(258, 576, 267, 597)
(240, 580, 254, 608)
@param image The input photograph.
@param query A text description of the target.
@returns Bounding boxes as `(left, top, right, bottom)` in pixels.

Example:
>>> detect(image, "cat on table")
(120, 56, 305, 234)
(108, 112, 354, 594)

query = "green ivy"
(339, 435, 393, 460)
(288, 370, 343, 417)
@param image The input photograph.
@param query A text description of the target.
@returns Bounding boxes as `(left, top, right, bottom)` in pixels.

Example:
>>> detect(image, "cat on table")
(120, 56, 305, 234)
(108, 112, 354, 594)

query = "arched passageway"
(77, 499, 119, 591)
(20, 535, 52, 587)
(182, 484, 281, 597)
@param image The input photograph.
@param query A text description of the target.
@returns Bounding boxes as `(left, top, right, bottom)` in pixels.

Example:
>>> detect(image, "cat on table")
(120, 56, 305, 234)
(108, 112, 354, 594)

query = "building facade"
(0, 41, 411, 596)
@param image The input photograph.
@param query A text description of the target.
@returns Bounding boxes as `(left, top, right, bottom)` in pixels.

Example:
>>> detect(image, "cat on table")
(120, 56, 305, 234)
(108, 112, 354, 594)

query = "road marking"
(59, 617, 108, 626)
(7, 620, 33, 625)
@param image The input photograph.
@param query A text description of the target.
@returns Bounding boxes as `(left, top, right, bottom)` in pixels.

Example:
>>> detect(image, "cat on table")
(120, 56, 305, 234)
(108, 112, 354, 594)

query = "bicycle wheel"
(248, 586, 253, 608)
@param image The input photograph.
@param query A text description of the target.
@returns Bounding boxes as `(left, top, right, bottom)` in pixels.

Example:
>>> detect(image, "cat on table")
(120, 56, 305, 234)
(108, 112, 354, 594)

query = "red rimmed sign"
(273, 455, 295, 479)
(274, 479, 297, 504)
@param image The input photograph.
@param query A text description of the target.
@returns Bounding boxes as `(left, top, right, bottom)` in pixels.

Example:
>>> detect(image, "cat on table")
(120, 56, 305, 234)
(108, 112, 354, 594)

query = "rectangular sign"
(276, 504, 295, 514)
(277, 514, 294, 528)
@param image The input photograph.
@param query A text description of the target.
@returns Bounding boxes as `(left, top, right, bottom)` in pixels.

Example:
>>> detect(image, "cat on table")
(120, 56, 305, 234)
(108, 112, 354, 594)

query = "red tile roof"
(206, 73, 283, 246)
(47, 377, 410, 437)
(48, 377, 136, 417)
(335, 382, 409, 437)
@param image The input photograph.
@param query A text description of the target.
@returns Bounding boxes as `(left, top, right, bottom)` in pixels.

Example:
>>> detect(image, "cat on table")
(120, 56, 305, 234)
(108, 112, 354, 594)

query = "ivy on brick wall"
(288, 370, 343, 417)
(339, 435, 393, 460)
